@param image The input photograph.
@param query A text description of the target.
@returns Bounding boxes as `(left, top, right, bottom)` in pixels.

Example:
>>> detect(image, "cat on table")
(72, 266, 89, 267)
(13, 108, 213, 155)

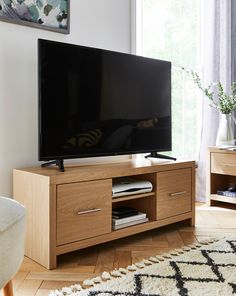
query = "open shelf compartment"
(210, 173, 236, 205)
(111, 172, 157, 227)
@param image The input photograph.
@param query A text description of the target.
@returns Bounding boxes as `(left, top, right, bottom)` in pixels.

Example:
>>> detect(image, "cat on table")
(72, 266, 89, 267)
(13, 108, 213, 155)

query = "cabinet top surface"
(209, 147, 236, 154)
(14, 159, 195, 184)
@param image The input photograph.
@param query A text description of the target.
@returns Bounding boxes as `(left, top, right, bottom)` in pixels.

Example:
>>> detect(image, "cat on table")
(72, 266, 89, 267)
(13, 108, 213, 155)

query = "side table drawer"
(211, 152, 236, 176)
(57, 179, 112, 246)
(156, 168, 192, 220)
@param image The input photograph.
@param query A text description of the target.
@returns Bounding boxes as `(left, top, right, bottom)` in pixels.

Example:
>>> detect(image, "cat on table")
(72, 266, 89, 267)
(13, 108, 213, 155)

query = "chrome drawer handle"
(77, 208, 101, 215)
(169, 191, 186, 197)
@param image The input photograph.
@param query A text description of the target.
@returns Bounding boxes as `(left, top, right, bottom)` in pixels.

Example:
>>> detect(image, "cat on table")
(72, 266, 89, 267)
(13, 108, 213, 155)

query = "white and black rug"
(49, 238, 236, 296)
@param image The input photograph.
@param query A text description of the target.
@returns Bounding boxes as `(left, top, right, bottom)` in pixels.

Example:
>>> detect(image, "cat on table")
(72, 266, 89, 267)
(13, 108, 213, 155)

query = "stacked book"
(112, 206, 148, 230)
(217, 190, 236, 198)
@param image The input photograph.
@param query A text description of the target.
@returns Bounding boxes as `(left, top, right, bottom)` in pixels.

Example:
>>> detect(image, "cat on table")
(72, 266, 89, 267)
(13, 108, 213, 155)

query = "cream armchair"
(0, 197, 26, 296)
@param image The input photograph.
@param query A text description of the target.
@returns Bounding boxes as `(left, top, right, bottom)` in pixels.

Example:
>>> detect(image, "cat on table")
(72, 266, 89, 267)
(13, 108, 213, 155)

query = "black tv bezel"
(38, 39, 172, 161)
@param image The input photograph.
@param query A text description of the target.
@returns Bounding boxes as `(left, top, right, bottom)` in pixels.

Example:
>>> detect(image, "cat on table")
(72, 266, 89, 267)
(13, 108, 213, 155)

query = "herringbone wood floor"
(2, 203, 236, 296)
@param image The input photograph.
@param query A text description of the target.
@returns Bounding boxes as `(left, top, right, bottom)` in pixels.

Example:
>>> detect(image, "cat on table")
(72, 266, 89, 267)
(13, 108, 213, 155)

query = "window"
(135, 0, 203, 158)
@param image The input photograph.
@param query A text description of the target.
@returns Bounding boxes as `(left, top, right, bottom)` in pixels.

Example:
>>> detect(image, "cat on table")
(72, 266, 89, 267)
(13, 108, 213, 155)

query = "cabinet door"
(156, 168, 192, 220)
(57, 179, 112, 245)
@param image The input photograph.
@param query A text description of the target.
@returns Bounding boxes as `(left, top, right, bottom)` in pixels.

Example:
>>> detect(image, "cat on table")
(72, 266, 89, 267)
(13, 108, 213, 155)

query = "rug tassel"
(170, 250, 182, 256)
(173, 248, 185, 254)
(147, 257, 159, 263)
(83, 279, 94, 286)
(155, 256, 165, 261)
(110, 270, 122, 277)
(127, 264, 138, 271)
(182, 246, 192, 251)
(135, 261, 146, 268)
(70, 284, 82, 292)
(92, 276, 102, 283)
(199, 238, 217, 245)
(143, 259, 153, 265)
(61, 287, 76, 294)
(162, 253, 173, 258)
(119, 267, 128, 274)
(101, 271, 112, 280)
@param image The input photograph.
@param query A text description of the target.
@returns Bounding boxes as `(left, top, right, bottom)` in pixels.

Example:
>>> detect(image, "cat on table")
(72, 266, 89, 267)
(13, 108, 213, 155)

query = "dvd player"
(112, 177, 153, 198)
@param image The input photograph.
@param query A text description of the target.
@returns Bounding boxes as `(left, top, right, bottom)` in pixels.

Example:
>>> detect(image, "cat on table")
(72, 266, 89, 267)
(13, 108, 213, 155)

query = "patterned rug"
(49, 238, 236, 296)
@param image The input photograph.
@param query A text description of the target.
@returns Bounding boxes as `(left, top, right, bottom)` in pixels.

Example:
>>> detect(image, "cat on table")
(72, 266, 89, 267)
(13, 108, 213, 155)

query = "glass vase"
(216, 113, 235, 146)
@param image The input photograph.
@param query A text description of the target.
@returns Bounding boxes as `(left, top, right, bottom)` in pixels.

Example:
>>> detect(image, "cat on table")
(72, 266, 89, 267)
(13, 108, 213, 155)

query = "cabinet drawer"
(156, 168, 192, 220)
(211, 152, 236, 176)
(57, 179, 112, 246)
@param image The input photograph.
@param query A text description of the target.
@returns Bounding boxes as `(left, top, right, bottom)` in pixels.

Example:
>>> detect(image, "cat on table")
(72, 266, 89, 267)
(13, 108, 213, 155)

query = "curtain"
(196, 0, 232, 201)
(232, 0, 236, 82)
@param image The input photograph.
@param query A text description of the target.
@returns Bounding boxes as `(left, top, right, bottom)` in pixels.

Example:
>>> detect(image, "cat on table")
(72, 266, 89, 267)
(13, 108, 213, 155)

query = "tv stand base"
(145, 152, 177, 161)
(41, 159, 65, 172)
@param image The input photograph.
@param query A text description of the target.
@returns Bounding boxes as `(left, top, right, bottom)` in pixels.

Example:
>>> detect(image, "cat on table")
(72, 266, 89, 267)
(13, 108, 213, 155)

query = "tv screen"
(38, 39, 172, 161)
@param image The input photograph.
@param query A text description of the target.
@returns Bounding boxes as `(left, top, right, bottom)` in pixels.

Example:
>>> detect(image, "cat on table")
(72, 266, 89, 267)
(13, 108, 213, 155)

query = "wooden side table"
(207, 147, 236, 206)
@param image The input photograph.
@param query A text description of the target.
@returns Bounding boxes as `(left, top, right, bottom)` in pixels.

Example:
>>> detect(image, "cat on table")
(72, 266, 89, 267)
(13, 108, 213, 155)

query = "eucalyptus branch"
(182, 67, 236, 114)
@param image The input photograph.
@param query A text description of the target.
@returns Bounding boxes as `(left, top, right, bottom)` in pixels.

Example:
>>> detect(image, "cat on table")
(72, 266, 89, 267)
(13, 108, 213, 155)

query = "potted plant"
(184, 68, 236, 146)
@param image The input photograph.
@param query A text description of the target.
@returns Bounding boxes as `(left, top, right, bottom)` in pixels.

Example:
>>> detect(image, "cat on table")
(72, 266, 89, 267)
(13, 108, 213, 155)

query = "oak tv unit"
(13, 159, 195, 269)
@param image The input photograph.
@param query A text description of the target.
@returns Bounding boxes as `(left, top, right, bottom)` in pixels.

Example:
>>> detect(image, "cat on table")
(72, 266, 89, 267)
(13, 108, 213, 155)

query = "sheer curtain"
(132, 0, 232, 201)
(232, 1, 236, 82)
(196, 0, 232, 201)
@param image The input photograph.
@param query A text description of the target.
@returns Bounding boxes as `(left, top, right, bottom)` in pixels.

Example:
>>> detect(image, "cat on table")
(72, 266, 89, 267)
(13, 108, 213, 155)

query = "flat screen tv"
(38, 39, 172, 168)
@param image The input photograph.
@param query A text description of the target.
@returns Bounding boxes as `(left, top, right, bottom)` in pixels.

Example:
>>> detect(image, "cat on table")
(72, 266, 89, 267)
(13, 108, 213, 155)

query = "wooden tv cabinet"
(13, 159, 195, 269)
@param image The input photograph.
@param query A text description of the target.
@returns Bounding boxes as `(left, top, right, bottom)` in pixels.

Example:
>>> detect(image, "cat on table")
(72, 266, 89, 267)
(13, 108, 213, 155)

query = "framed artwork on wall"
(0, 0, 70, 34)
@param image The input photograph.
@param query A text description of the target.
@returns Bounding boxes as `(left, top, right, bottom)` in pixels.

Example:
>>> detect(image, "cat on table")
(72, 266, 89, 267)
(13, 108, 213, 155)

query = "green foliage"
(29, 5, 39, 21)
(44, 4, 52, 16)
(185, 68, 236, 114)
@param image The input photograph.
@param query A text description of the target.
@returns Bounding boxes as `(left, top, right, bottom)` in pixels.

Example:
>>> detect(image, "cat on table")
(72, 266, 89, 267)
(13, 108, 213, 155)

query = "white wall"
(0, 0, 132, 196)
